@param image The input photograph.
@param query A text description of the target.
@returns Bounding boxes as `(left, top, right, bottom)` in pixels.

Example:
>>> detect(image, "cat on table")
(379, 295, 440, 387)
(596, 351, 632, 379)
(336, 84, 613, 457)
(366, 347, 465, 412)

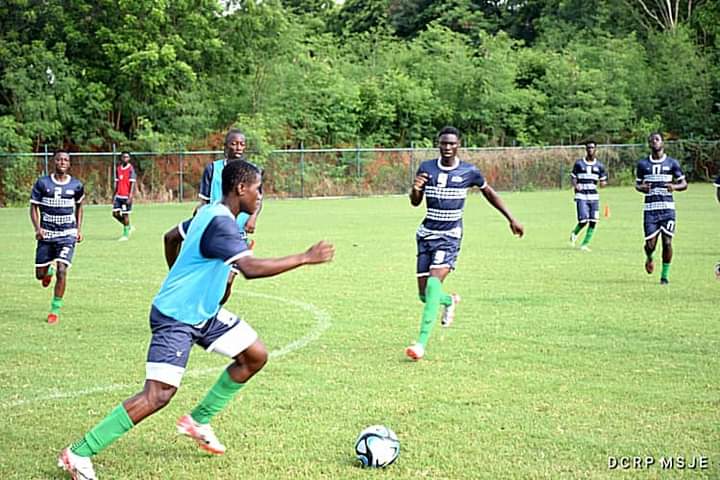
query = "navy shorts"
(35, 238, 76, 267)
(145, 305, 258, 387)
(112, 196, 132, 214)
(575, 200, 599, 223)
(416, 236, 461, 277)
(644, 212, 676, 240)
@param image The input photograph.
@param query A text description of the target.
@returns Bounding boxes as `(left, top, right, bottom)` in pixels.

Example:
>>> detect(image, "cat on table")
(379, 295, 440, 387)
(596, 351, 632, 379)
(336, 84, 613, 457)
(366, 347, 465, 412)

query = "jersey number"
(54, 187, 62, 199)
(651, 164, 662, 175)
(437, 173, 448, 188)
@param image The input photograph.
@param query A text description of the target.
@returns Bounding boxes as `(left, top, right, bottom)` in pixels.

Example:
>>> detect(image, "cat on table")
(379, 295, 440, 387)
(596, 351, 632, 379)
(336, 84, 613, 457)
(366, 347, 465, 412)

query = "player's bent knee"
(144, 381, 177, 411)
(235, 340, 268, 374)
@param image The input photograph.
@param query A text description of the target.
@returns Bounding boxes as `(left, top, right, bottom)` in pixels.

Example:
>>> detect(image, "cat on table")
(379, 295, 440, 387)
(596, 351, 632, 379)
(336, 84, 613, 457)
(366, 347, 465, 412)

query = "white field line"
(0, 291, 331, 409)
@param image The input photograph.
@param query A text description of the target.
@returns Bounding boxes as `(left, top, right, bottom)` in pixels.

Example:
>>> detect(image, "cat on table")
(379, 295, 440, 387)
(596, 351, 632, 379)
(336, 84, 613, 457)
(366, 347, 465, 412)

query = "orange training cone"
(603, 204, 611, 218)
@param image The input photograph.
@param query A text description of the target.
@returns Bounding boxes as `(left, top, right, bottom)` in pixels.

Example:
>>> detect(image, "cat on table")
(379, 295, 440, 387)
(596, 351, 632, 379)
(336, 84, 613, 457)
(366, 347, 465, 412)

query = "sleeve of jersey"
(199, 216, 251, 264)
(473, 167, 487, 189)
(30, 180, 43, 204)
(178, 218, 193, 239)
(130, 166, 137, 181)
(76, 183, 85, 204)
(570, 161, 579, 178)
(198, 164, 212, 200)
(714, 176, 720, 187)
(672, 160, 685, 181)
(635, 163, 644, 185)
(599, 164, 608, 181)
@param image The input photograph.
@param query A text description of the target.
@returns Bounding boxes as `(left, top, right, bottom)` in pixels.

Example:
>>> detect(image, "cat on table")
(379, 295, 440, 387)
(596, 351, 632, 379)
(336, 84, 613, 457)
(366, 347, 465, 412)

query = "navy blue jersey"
(635, 155, 684, 215)
(570, 158, 607, 201)
(198, 156, 247, 201)
(30, 174, 84, 241)
(714, 175, 720, 188)
(416, 158, 486, 239)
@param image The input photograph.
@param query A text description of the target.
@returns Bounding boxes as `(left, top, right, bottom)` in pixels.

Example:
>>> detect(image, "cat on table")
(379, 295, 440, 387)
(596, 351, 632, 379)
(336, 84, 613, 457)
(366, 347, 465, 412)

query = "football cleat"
(645, 258, 654, 274)
(118, 236, 129, 242)
(404, 343, 425, 361)
(58, 447, 97, 480)
(177, 414, 226, 455)
(47, 313, 59, 325)
(580, 245, 591, 252)
(660, 278, 669, 285)
(441, 294, 461, 327)
(569, 232, 578, 246)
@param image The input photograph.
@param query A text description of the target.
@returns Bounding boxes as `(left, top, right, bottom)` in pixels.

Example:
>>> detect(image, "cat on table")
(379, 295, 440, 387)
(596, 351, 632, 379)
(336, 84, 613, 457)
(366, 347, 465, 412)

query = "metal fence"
(1, 141, 719, 206)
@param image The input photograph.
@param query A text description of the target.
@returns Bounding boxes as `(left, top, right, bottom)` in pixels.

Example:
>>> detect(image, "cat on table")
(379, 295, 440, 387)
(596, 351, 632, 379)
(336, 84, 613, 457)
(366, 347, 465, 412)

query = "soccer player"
(29, 150, 84, 324)
(405, 126, 524, 361)
(198, 128, 262, 244)
(635, 132, 687, 284)
(111, 151, 136, 241)
(569, 141, 607, 251)
(58, 160, 334, 480)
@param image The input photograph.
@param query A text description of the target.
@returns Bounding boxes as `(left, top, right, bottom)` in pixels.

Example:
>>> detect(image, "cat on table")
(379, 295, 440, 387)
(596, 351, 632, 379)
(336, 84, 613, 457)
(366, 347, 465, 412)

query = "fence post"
(355, 142, 361, 179)
(112, 143, 117, 195)
(300, 141, 305, 199)
(179, 146, 184, 203)
(43, 144, 49, 175)
(410, 141, 415, 185)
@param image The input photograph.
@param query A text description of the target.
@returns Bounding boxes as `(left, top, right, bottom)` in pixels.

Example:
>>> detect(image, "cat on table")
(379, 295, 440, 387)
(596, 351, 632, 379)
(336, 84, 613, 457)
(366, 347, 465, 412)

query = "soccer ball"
(354, 425, 400, 468)
(715, 262, 720, 280)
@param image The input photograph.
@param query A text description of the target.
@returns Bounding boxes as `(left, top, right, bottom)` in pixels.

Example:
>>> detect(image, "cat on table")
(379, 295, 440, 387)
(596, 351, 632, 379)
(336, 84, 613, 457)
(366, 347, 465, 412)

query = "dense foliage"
(1, 0, 718, 151)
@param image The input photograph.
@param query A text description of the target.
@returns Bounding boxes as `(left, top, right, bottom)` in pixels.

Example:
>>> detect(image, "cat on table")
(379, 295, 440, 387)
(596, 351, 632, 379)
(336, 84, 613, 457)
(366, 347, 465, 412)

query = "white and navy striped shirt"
(635, 155, 684, 214)
(570, 158, 607, 201)
(416, 158, 486, 239)
(30, 174, 85, 241)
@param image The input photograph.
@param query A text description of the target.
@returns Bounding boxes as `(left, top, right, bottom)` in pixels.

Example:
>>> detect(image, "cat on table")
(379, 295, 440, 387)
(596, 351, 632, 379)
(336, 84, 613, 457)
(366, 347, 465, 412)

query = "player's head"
(53, 150, 71, 174)
(437, 126, 460, 161)
(224, 128, 246, 160)
(584, 140, 597, 158)
(120, 151, 131, 164)
(222, 159, 262, 214)
(648, 132, 664, 153)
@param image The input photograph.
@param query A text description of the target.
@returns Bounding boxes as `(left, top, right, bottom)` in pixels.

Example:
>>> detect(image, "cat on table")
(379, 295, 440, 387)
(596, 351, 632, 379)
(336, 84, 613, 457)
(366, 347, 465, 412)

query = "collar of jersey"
(51, 174, 72, 185)
(649, 154, 667, 163)
(436, 157, 459, 171)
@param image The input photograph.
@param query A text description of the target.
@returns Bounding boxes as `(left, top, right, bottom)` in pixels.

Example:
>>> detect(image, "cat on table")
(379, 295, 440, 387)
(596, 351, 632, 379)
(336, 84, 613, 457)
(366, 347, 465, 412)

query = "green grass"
(0, 185, 718, 479)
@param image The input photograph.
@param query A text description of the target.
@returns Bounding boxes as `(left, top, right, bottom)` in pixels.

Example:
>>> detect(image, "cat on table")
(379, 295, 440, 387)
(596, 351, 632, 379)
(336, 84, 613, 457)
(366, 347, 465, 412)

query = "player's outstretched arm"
(232, 241, 334, 279)
(163, 226, 184, 268)
(480, 185, 524, 237)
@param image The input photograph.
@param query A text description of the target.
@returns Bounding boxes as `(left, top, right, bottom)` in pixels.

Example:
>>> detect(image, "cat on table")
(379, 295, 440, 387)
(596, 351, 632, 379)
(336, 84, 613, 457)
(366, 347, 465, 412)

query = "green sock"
(123, 225, 130, 236)
(50, 296, 63, 314)
(573, 224, 583, 235)
(417, 277, 444, 347)
(661, 262, 671, 280)
(581, 226, 595, 246)
(191, 369, 245, 425)
(71, 404, 134, 457)
(420, 293, 452, 306)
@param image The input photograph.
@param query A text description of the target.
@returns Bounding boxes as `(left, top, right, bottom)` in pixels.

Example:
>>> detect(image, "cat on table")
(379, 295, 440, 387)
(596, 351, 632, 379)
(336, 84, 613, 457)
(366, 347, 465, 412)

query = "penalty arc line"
(0, 291, 331, 409)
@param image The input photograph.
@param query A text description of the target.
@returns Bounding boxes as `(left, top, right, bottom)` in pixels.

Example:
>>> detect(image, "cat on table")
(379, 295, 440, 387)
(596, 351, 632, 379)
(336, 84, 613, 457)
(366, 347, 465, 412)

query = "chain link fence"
(1, 142, 719, 206)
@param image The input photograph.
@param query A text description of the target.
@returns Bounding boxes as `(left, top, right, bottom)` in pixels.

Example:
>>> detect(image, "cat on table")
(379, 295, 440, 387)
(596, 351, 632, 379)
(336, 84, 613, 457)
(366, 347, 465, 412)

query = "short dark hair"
(438, 126, 461, 139)
(225, 128, 246, 146)
(120, 151, 132, 157)
(648, 131, 663, 141)
(584, 140, 597, 147)
(53, 149, 69, 158)
(222, 159, 261, 196)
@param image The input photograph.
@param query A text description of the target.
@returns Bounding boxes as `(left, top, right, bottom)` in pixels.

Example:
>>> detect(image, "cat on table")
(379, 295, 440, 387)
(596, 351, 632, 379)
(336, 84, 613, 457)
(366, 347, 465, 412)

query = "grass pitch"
(0, 185, 718, 479)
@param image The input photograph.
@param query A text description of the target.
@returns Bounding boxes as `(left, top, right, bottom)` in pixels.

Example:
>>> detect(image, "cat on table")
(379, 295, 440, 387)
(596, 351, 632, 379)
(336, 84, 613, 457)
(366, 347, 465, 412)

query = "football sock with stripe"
(71, 404, 134, 457)
(661, 262, 671, 281)
(50, 296, 63, 314)
(191, 368, 245, 425)
(417, 277, 443, 347)
(581, 226, 595, 246)
(123, 225, 130, 237)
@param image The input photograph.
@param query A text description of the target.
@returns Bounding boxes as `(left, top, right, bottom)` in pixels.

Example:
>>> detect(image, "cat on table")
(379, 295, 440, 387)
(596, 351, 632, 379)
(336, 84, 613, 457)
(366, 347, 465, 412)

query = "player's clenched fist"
(305, 241, 335, 264)
(413, 172, 430, 192)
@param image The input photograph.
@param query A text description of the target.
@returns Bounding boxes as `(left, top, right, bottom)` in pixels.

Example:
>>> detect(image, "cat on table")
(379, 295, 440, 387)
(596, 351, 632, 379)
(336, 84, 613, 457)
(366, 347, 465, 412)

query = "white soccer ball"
(354, 425, 400, 468)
